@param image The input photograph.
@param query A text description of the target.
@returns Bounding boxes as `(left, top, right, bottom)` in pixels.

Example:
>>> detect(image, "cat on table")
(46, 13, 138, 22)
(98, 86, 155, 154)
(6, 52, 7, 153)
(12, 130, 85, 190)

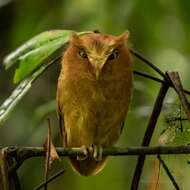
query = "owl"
(56, 31, 133, 176)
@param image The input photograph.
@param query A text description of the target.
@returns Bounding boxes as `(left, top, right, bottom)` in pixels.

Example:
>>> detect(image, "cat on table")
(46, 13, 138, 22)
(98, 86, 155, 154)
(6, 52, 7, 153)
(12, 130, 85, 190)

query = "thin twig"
(131, 50, 190, 96)
(166, 72, 190, 122)
(157, 155, 180, 190)
(131, 82, 169, 190)
(33, 169, 65, 190)
(130, 49, 166, 78)
(134, 70, 190, 95)
(134, 71, 164, 84)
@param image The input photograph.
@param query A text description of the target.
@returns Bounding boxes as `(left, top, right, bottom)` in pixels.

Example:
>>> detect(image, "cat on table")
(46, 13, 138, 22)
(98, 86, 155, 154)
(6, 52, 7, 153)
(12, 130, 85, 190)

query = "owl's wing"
(120, 122, 125, 134)
(57, 105, 67, 147)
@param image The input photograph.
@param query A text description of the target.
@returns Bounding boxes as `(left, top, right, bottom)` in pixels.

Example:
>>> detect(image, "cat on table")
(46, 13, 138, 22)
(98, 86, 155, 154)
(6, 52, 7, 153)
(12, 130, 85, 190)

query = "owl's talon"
(88, 146, 94, 155)
(77, 145, 88, 160)
(93, 145, 103, 161)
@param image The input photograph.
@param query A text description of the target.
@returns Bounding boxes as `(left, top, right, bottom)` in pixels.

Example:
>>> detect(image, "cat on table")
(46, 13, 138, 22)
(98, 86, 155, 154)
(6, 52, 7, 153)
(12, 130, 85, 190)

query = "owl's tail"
(69, 157, 107, 176)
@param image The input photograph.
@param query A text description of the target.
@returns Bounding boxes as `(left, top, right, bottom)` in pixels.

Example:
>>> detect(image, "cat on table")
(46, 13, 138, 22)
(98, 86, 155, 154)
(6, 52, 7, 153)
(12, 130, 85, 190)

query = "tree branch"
(33, 169, 65, 190)
(166, 72, 190, 121)
(130, 49, 166, 78)
(157, 155, 180, 190)
(131, 82, 169, 190)
(1, 145, 190, 174)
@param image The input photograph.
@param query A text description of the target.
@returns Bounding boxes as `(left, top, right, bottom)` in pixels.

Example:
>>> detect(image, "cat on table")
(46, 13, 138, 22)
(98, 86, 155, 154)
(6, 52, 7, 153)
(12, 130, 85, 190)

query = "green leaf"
(0, 56, 59, 126)
(13, 38, 64, 83)
(3, 30, 91, 83)
(3, 30, 72, 69)
(0, 30, 91, 123)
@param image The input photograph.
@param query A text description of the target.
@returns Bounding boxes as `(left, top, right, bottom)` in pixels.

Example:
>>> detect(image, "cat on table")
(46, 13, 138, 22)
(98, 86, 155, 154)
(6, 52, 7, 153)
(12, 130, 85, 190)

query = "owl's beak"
(93, 62, 104, 80)
(95, 69, 101, 80)
(89, 56, 106, 80)
(90, 58, 105, 80)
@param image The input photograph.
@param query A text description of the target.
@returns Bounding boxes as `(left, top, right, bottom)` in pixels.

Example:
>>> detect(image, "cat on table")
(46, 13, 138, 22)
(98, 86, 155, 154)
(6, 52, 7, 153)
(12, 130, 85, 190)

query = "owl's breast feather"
(59, 67, 132, 144)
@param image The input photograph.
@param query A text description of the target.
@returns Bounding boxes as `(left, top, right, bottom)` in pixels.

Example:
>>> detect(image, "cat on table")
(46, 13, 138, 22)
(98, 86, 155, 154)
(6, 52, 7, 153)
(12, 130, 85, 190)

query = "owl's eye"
(78, 50, 88, 59)
(108, 50, 119, 60)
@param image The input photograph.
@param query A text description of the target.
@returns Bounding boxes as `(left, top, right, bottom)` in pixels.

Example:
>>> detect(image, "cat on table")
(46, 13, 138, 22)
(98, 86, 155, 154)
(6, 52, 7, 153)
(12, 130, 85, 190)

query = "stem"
(131, 83, 169, 190)
(133, 71, 190, 96)
(130, 49, 166, 78)
(33, 169, 65, 190)
(157, 155, 180, 190)
(166, 72, 190, 122)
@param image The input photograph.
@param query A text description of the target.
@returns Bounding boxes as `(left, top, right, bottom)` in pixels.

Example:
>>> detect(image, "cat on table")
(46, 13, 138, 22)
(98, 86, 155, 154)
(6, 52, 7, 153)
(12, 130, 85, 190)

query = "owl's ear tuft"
(117, 31, 130, 42)
(111, 31, 130, 47)
(70, 32, 82, 45)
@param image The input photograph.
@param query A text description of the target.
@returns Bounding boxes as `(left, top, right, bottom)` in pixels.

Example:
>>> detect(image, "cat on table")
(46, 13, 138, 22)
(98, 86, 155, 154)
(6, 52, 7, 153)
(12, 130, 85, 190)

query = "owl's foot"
(77, 145, 88, 161)
(93, 145, 103, 161)
(76, 145, 103, 161)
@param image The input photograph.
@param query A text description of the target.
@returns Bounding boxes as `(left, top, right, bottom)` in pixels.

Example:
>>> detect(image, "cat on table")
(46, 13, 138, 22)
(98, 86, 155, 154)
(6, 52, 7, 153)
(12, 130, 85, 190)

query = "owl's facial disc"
(89, 48, 120, 80)
(71, 32, 128, 80)
(76, 47, 106, 80)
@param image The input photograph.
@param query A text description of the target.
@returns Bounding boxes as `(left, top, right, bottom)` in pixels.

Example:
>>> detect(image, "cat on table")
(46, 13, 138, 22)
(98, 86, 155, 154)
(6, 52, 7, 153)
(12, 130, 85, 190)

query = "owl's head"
(65, 32, 130, 80)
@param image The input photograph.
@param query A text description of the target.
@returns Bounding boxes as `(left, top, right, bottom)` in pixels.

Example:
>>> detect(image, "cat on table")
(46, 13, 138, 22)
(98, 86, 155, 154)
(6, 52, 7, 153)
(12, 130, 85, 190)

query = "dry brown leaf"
(43, 118, 60, 190)
(49, 140, 60, 165)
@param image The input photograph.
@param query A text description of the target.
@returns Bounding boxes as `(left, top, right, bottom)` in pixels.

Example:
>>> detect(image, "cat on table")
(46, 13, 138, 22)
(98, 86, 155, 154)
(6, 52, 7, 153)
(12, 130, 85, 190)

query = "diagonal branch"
(157, 155, 180, 190)
(33, 169, 65, 190)
(166, 72, 190, 121)
(131, 82, 169, 190)
(134, 71, 190, 95)
(130, 49, 166, 78)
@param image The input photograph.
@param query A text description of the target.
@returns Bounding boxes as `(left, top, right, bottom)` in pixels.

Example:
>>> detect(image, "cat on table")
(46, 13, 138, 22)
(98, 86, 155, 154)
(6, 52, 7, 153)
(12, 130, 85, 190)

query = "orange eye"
(78, 50, 88, 59)
(108, 50, 119, 60)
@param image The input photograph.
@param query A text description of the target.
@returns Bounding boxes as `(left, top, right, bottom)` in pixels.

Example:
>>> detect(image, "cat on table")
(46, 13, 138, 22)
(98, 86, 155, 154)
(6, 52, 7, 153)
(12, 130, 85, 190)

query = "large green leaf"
(3, 30, 91, 83)
(0, 30, 91, 124)
(13, 38, 64, 83)
(3, 30, 71, 69)
(0, 56, 59, 126)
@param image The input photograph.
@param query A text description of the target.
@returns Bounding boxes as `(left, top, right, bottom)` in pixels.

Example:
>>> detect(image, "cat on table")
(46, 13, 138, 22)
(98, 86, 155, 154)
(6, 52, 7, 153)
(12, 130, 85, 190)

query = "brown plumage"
(56, 32, 133, 176)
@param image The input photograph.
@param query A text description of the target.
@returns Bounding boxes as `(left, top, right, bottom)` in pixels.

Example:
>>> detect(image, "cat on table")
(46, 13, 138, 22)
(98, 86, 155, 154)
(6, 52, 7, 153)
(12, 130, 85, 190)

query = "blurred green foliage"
(0, 0, 190, 189)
